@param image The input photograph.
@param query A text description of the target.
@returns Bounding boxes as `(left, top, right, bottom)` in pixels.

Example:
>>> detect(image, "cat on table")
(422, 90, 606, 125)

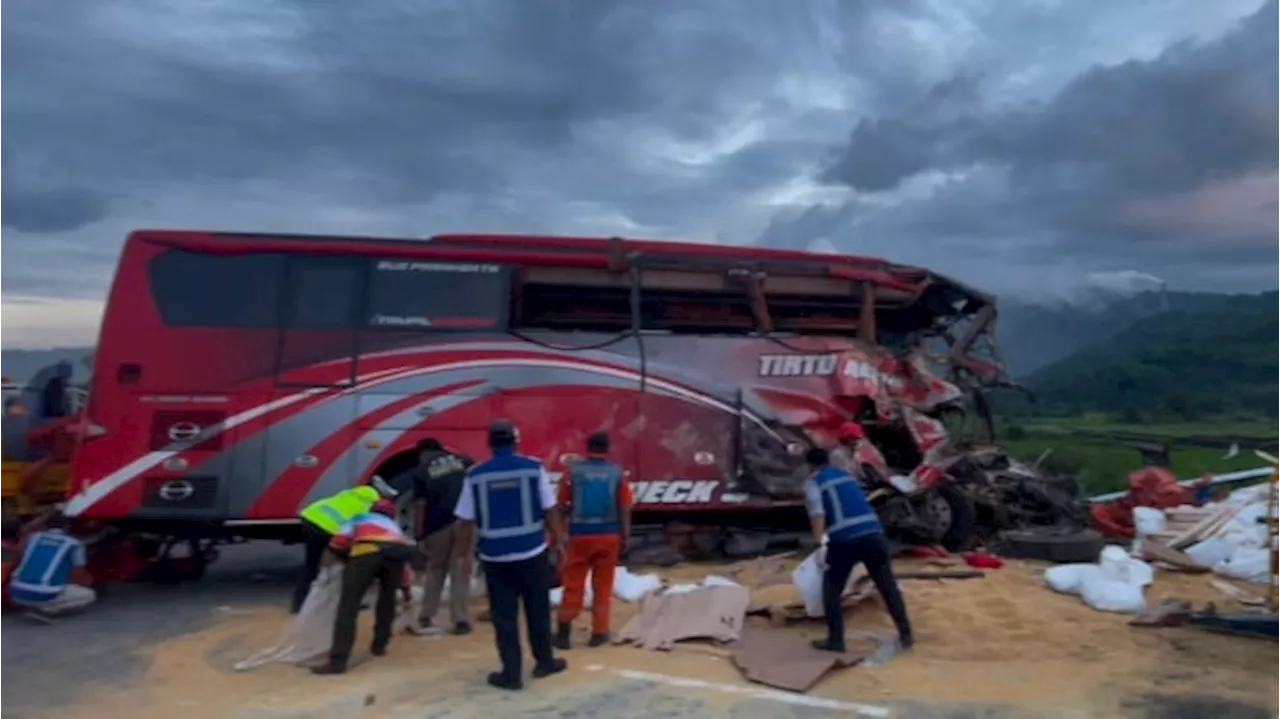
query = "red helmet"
(837, 422, 865, 441)
(371, 499, 398, 517)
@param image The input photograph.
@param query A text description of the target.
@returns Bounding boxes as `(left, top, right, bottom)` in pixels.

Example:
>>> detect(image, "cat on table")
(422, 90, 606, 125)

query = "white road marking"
(616, 669, 891, 716)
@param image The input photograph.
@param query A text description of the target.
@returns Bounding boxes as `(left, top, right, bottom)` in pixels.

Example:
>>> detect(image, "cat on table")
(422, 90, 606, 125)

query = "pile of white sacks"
(1134, 482, 1276, 584)
(1048, 481, 1277, 615)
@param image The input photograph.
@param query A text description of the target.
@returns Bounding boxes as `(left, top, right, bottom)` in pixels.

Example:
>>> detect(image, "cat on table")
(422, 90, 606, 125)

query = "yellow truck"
(1, 365, 82, 523)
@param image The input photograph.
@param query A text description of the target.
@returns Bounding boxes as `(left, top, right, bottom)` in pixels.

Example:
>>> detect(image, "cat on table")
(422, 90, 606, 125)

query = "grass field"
(995, 416, 1278, 495)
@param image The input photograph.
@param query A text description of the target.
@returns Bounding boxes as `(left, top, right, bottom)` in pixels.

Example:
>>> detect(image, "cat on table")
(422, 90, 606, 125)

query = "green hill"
(997, 290, 1231, 375)
(1012, 291, 1278, 420)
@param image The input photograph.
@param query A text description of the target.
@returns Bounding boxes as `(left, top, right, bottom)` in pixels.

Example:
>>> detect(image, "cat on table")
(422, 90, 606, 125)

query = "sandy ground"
(4, 546, 1277, 719)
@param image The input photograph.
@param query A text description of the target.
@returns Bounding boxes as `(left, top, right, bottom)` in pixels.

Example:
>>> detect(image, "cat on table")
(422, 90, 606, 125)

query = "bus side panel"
(631, 336, 749, 509)
(500, 385, 640, 489)
(249, 391, 359, 518)
(126, 393, 245, 521)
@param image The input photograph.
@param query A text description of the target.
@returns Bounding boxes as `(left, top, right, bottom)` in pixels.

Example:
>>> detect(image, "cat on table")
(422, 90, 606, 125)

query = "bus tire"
(995, 527, 1105, 564)
(932, 484, 978, 552)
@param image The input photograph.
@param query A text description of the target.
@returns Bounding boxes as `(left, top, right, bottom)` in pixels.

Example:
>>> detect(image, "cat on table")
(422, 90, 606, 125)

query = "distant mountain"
(1, 347, 94, 385)
(1012, 291, 1278, 419)
(996, 291, 1242, 376)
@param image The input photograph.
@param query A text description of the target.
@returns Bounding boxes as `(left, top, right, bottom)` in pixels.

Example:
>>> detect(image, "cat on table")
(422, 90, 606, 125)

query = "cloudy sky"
(3, 0, 1276, 348)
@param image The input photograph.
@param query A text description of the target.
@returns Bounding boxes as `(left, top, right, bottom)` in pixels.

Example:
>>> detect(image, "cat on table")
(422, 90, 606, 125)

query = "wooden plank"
(1169, 504, 1239, 549)
(1139, 538, 1210, 573)
(1210, 579, 1267, 606)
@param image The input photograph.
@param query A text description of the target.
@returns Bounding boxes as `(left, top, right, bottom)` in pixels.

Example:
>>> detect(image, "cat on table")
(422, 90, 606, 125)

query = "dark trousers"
(823, 532, 913, 648)
(484, 550, 556, 680)
(329, 551, 405, 667)
(292, 519, 331, 613)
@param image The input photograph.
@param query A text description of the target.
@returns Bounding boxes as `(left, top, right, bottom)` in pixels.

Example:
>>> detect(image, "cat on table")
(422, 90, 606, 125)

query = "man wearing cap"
(454, 419, 567, 690)
(312, 498, 415, 675)
(292, 483, 385, 613)
(554, 430, 633, 649)
(403, 437, 475, 636)
(803, 446, 913, 653)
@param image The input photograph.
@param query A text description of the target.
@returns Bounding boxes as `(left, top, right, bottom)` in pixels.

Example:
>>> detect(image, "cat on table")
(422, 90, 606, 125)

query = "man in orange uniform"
(554, 431, 633, 649)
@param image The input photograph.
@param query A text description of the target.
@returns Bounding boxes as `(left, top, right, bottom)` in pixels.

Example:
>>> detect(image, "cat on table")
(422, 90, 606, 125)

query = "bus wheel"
(918, 484, 977, 552)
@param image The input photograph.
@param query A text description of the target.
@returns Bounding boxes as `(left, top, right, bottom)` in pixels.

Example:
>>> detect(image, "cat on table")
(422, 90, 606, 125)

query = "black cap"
(587, 431, 610, 454)
(416, 438, 443, 454)
(488, 419, 517, 447)
(805, 447, 830, 467)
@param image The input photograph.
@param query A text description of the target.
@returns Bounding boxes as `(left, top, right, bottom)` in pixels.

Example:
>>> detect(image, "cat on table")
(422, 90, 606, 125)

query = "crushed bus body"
(61, 230, 1084, 579)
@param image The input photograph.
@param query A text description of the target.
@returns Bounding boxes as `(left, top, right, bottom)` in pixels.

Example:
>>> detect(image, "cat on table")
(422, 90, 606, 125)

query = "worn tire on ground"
(995, 527, 1106, 564)
(936, 484, 978, 552)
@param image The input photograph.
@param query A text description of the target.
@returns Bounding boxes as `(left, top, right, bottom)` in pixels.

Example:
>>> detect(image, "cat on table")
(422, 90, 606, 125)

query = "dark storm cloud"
(0, 0, 887, 301)
(2, 0, 887, 224)
(805, 0, 1278, 269)
(2, 0, 1276, 345)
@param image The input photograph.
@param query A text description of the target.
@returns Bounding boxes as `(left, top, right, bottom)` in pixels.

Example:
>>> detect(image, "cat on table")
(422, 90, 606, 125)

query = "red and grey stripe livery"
(65, 347, 784, 520)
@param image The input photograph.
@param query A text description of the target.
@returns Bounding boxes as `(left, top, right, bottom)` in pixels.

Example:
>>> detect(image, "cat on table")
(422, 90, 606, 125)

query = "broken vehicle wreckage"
(43, 232, 1086, 583)
(461, 238, 1088, 564)
(616, 325, 1088, 564)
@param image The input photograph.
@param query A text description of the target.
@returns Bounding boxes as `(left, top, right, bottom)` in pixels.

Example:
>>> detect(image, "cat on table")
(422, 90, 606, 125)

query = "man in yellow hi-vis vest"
(292, 484, 382, 613)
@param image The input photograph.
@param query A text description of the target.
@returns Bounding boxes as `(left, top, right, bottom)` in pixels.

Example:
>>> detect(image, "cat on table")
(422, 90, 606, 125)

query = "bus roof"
(127, 228, 994, 314)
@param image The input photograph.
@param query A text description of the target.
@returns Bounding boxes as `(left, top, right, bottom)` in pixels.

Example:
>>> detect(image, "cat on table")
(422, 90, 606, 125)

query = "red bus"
(64, 230, 1007, 574)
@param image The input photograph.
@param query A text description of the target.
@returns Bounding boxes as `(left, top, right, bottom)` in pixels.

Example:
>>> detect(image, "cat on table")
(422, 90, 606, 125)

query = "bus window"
(148, 250, 283, 327)
(284, 257, 362, 329)
(276, 255, 364, 386)
(365, 259, 508, 330)
(512, 267, 757, 335)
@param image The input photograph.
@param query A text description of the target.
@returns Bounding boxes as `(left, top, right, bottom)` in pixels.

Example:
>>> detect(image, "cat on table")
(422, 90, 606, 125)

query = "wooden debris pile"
(1142, 504, 1243, 553)
(1135, 499, 1264, 576)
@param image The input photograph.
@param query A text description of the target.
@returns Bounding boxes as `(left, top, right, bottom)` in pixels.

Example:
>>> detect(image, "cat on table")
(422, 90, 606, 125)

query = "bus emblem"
(167, 422, 202, 442)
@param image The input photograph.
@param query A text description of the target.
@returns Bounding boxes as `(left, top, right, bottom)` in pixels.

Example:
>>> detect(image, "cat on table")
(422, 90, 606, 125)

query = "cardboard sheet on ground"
(617, 584, 750, 650)
(747, 564, 874, 625)
(732, 627, 871, 692)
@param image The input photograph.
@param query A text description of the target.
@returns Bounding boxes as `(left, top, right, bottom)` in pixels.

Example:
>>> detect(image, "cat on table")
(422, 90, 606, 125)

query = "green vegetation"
(999, 290, 1278, 421)
(994, 418, 1275, 495)
(984, 291, 1278, 494)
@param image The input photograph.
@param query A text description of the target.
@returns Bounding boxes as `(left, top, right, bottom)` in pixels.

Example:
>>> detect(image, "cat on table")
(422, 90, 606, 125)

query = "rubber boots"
(554, 622, 572, 650)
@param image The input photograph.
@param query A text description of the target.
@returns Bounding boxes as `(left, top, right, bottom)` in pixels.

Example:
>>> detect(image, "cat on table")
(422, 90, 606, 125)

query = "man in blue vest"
(8, 512, 96, 619)
(803, 447, 913, 653)
(454, 419, 567, 691)
(554, 431, 634, 649)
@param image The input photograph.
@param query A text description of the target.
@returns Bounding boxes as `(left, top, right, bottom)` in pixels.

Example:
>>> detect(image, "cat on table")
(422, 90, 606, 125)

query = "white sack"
(548, 566, 663, 607)
(1214, 547, 1272, 584)
(1132, 507, 1167, 537)
(792, 550, 827, 618)
(1185, 538, 1238, 568)
(614, 567, 662, 602)
(1044, 564, 1099, 595)
(235, 565, 344, 671)
(1042, 547, 1151, 614)
(1079, 578, 1147, 614)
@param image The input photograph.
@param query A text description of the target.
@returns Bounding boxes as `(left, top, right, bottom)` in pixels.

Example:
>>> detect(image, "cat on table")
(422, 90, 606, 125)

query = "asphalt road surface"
(2, 542, 301, 717)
